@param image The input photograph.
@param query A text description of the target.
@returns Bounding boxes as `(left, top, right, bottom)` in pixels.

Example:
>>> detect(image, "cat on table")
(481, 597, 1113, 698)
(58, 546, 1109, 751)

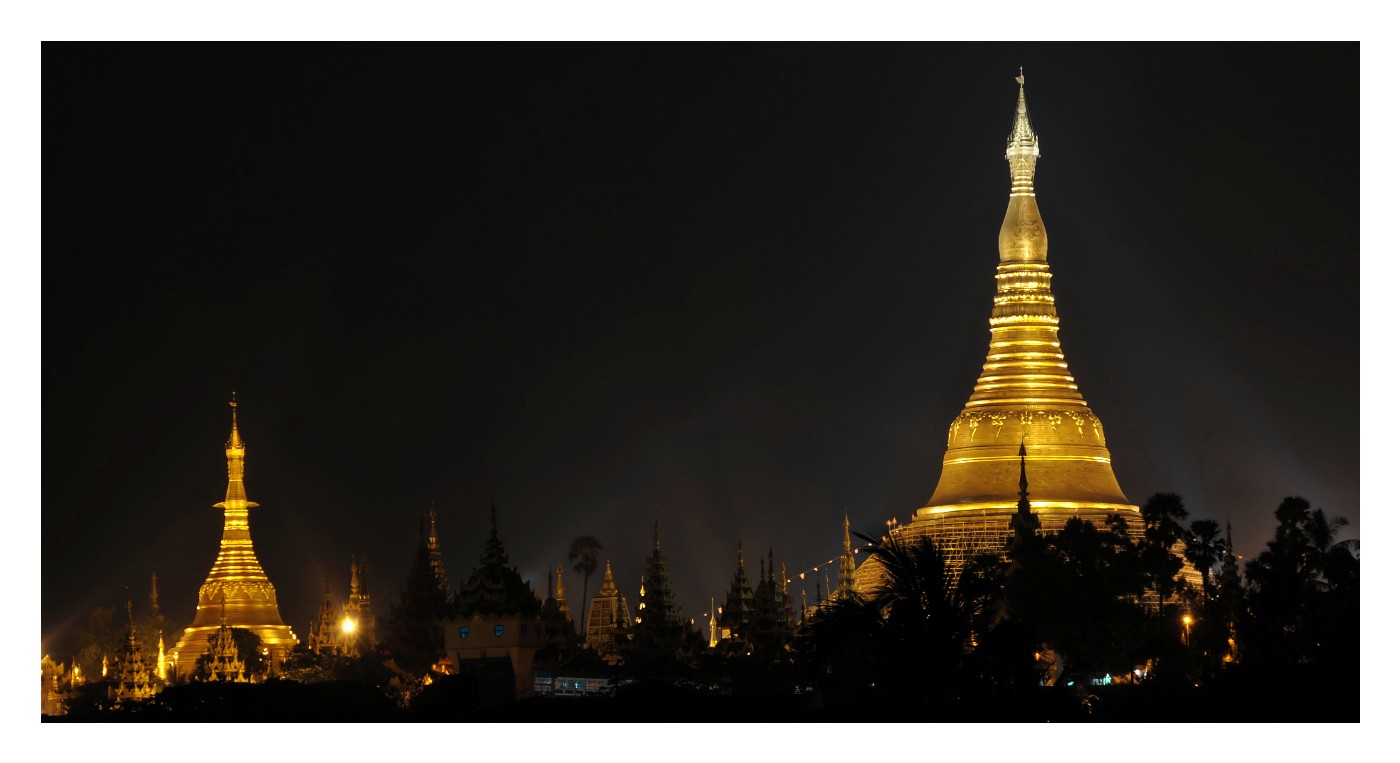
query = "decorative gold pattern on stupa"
(173, 395, 297, 677)
(861, 75, 1141, 585)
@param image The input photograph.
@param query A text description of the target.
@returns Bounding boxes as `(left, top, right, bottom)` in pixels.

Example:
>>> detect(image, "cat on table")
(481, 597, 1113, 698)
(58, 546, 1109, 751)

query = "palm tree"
(1185, 519, 1224, 601)
(1140, 492, 1188, 616)
(1302, 507, 1358, 591)
(1243, 496, 1359, 678)
(796, 531, 1003, 706)
(568, 535, 603, 621)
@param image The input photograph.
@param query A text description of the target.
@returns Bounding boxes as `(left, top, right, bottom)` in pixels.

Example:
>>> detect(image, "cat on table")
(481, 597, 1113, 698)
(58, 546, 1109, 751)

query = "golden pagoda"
(864, 74, 1142, 583)
(172, 395, 297, 678)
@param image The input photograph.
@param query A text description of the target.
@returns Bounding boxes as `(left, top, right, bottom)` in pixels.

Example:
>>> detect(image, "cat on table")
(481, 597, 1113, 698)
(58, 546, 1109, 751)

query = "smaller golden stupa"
(172, 395, 296, 678)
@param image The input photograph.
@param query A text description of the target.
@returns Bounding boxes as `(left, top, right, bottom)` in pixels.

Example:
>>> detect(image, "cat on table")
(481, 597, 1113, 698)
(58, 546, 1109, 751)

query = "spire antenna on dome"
(226, 392, 244, 450)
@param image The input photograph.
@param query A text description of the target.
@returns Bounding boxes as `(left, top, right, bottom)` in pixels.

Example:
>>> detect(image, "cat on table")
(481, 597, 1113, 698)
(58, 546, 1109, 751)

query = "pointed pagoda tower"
(203, 596, 249, 682)
(113, 597, 160, 704)
(583, 560, 631, 664)
(749, 547, 794, 653)
(553, 563, 572, 625)
(149, 569, 161, 620)
(310, 577, 341, 654)
(173, 395, 297, 678)
(343, 554, 375, 654)
(635, 518, 683, 644)
(425, 506, 448, 593)
(835, 515, 857, 599)
(865, 74, 1142, 585)
(719, 542, 754, 643)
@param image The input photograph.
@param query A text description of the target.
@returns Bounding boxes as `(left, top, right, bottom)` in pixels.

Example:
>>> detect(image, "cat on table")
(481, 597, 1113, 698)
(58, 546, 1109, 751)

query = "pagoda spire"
(1018, 438, 1029, 505)
(1009, 438, 1041, 556)
(149, 568, 161, 620)
(426, 504, 447, 591)
(721, 542, 754, 642)
(837, 514, 857, 597)
(1006, 68, 1040, 200)
(481, 504, 507, 565)
(599, 559, 617, 596)
(217, 393, 257, 510)
(555, 563, 569, 608)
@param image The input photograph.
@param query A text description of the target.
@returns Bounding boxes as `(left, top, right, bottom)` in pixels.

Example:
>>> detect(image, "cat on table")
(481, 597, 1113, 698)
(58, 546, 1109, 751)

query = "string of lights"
(781, 516, 906, 588)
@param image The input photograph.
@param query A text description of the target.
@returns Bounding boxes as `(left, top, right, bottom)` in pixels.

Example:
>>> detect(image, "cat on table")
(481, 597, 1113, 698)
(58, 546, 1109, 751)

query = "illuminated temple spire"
(857, 73, 1139, 589)
(836, 514, 856, 596)
(149, 568, 160, 620)
(173, 395, 297, 678)
(426, 504, 448, 592)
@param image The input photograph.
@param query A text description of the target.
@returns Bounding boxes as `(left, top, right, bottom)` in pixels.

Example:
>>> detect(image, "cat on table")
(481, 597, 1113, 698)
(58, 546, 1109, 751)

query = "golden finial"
(1016, 66, 1024, 86)
(1005, 72, 1041, 201)
(600, 559, 617, 596)
(226, 392, 244, 450)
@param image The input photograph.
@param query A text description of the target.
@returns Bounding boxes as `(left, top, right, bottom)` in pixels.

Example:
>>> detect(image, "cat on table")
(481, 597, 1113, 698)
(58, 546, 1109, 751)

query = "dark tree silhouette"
(568, 535, 602, 620)
(795, 532, 1003, 709)
(1004, 515, 1149, 683)
(1185, 519, 1224, 601)
(1139, 493, 1189, 619)
(1242, 496, 1358, 684)
(71, 605, 123, 680)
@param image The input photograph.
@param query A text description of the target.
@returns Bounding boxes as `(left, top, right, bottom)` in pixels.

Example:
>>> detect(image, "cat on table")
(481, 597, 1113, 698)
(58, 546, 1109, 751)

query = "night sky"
(41, 44, 1357, 655)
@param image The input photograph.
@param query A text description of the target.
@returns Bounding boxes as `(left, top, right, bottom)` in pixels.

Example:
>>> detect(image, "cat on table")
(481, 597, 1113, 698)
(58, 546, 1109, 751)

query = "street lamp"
(1181, 614, 1193, 646)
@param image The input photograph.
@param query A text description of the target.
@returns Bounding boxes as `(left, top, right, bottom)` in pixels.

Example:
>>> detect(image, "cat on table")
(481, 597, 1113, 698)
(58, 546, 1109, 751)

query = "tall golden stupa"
(867, 74, 1142, 579)
(172, 396, 297, 678)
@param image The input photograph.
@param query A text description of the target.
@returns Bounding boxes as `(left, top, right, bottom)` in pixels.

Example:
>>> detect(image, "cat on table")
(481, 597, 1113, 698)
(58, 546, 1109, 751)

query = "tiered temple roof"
(637, 520, 682, 632)
(719, 542, 754, 643)
(454, 505, 541, 619)
(113, 599, 160, 703)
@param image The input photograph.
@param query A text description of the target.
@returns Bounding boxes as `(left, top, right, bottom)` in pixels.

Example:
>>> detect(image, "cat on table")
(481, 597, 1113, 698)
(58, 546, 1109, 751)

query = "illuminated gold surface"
(870, 77, 1141, 582)
(172, 397, 297, 677)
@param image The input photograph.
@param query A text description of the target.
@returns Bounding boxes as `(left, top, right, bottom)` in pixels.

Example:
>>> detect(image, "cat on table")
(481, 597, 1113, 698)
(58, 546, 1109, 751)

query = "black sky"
(41, 44, 1357, 652)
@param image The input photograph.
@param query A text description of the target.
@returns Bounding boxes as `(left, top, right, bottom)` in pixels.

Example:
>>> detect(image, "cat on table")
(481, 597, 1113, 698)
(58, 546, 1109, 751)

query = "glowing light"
(341, 617, 357, 635)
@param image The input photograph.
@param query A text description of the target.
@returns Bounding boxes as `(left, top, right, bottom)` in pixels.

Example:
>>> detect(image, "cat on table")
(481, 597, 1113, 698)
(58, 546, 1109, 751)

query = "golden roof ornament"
(1006, 68, 1040, 199)
(226, 392, 244, 451)
(599, 559, 618, 596)
(555, 562, 568, 601)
